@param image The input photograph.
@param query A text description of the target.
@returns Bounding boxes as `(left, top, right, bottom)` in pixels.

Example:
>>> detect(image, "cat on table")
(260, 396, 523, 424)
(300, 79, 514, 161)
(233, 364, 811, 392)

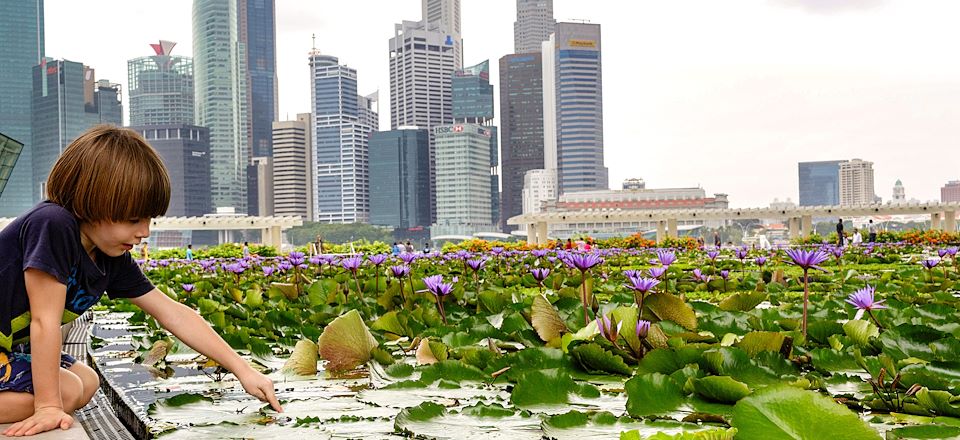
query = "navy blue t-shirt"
(0, 202, 154, 351)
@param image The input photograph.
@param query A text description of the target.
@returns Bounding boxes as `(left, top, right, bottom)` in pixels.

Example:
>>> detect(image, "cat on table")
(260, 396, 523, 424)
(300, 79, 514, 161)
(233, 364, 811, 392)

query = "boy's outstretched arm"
(4, 269, 75, 437)
(129, 289, 283, 412)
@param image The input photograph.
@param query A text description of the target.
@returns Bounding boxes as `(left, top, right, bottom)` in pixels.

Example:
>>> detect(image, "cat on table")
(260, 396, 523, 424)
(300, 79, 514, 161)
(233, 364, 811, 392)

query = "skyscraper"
(542, 22, 608, 195)
(193, 0, 249, 214)
(369, 129, 432, 230)
(798, 160, 843, 206)
(0, 0, 44, 216)
(310, 51, 377, 223)
(839, 158, 876, 205)
(514, 0, 555, 54)
(0, 132, 24, 198)
(128, 40, 194, 126)
(433, 124, 495, 237)
(31, 60, 122, 200)
(450, 60, 499, 228)
(133, 125, 211, 218)
(422, 0, 462, 69)
(272, 114, 312, 218)
(499, 53, 545, 231)
(239, 0, 277, 159)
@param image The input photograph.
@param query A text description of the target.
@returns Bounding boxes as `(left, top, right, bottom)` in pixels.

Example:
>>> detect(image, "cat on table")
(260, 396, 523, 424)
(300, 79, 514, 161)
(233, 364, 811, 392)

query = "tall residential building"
(31, 60, 122, 200)
(521, 168, 556, 221)
(499, 53, 545, 231)
(433, 124, 495, 237)
(247, 156, 273, 216)
(542, 22, 608, 195)
(131, 125, 211, 217)
(422, 0, 462, 69)
(514, 0, 555, 54)
(128, 41, 194, 126)
(839, 158, 876, 205)
(942, 180, 960, 203)
(193, 0, 249, 213)
(0, 0, 44, 216)
(450, 60, 499, 228)
(389, 19, 457, 222)
(239, 0, 277, 158)
(798, 160, 843, 206)
(369, 128, 432, 230)
(310, 52, 377, 223)
(272, 114, 312, 218)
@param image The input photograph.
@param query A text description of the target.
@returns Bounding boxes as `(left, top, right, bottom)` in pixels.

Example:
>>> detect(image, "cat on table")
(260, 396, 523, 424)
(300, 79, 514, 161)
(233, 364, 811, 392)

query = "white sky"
(44, 0, 960, 208)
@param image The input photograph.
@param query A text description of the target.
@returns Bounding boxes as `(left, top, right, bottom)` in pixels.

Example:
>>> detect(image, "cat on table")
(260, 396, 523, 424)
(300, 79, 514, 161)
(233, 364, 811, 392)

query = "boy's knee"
(59, 369, 85, 410)
(69, 363, 100, 400)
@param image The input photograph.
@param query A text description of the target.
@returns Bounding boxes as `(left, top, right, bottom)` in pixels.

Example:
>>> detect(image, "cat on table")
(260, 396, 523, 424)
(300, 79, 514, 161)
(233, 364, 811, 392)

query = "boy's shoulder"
(20, 201, 78, 229)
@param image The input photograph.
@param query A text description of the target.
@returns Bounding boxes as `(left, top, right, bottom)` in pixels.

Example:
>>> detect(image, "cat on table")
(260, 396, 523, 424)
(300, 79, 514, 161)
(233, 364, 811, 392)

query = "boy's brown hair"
(46, 125, 170, 223)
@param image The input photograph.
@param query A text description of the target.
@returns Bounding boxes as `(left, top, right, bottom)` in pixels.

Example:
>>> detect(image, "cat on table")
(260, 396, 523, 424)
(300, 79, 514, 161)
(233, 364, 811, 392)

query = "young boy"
(0, 126, 281, 437)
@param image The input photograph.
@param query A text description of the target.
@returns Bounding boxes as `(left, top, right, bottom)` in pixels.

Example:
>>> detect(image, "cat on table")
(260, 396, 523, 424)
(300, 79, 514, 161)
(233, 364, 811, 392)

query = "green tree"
(286, 222, 393, 246)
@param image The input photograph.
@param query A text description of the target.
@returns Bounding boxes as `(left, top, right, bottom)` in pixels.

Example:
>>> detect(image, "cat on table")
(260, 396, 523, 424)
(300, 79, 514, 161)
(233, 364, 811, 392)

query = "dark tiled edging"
(62, 315, 136, 440)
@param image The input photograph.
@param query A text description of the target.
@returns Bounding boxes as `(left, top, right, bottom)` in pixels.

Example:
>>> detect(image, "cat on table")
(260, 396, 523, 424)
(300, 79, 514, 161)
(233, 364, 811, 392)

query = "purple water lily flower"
(596, 314, 622, 346)
(692, 268, 705, 281)
(939, 248, 950, 258)
(390, 265, 410, 278)
(399, 253, 418, 264)
(707, 250, 720, 261)
(466, 258, 487, 272)
(368, 254, 388, 266)
(720, 270, 730, 280)
(423, 275, 453, 297)
(288, 251, 306, 266)
(262, 266, 275, 276)
(277, 261, 293, 272)
(623, 269, 642, 279)
(531, 249, 548, 258)
(309, 255, 322, 265)
(647, 266, 667, 279)
(226, 263, 246, 274)
(947, 247, 959, 257)
(531, 267, 551, 282)
(920, 259, 940, 269)
(181, 283, 195, 293)
(636, 320, 651, 339)
(566, 253, 604, 272)
(158, 259, 171, 267)
(755, 256, 767, 268)
(490, 247, 505, 256)
(784, 249, 830, 272)
(846, 285, 886, 311)
(341, 255, 364, 272)
(734, 248, 748, 261)
(625, 276, 660, 294)
(657, 250, 677, 266)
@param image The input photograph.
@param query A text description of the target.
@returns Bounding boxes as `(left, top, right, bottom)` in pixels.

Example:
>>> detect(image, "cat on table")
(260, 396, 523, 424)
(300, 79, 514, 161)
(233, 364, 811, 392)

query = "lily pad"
(691, 376, 751, 404)
(718, 291, 767, 312)
(317, 309, 378, 372)
(625, 373, 685, 417)
(511, 369, 577, 407)
(730, 385, 881, 439)
(843, 320, 879, 347)
(736, 332, 787, 357)
(281, 339, 318, 376)
(645, 292, 698, 331)
(569, 342, 633, 376)
(532, 294, 567, 342)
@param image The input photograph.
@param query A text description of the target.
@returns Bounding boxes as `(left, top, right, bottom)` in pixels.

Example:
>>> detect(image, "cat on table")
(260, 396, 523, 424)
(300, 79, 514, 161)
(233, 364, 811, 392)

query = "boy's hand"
(237, 369, 282, 413)
(3, 407, 73, 437)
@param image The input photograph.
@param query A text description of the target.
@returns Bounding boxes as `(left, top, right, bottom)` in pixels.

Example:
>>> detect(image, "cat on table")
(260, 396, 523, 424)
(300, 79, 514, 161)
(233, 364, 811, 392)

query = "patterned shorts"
(0, 343, 77, 393)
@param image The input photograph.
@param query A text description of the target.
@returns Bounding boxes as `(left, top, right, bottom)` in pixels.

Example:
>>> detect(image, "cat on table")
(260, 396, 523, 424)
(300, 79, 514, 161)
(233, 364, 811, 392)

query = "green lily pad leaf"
(281, 339, 318, 376)
(637, 347, 705, 375)
(736, 332, 787, 357)
(929, 338, 960, 363)
(807, 321, 844, 346)
(394, 401, 446, 424)
(149, 393, 213, 412)
(625, 372, 685, 417)
(916, 388, 960, 417)
(886, 424, 960, 439)
(645, 292, 698, 330)
(268, 282, 299, 300)
(510, 369, 576, 406)
(569, 342, 633, 376)
(731, 385, 881, 439)
(532, 294, 567, 342)
(718, 291, 767, 312)
(316, 309, 378, 372)
(458, 402, 516, 418)
(415, 339, 449, 365)
(384, 362, 414, 378)
(843, 319, 879, 347)
(691, 376, 751, 403)
(418, 360, 487, 384)
(371, 311, 407, 337)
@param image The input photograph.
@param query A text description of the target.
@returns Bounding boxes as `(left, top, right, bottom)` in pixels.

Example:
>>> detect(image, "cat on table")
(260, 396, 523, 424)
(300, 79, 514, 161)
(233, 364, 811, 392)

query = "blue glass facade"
(452, 60, 493, 122)
(798, 161, 843, 206)
(498, 53, 544, 231)
(0, 0, 44, 216)
(241, 0, 277, 159)
(369, 129, 432, 230)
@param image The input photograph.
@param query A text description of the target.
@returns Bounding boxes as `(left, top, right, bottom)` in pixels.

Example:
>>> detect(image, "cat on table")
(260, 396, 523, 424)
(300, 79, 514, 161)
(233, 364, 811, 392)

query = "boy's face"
(82, 219, 152, 257)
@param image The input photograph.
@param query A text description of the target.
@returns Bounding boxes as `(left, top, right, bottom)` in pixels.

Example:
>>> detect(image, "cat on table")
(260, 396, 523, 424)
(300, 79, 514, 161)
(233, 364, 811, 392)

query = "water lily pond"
(91, 244, 960, 439)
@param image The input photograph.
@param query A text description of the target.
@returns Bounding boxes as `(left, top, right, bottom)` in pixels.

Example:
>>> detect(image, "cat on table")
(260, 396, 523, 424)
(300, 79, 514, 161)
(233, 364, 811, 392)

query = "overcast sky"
(44, 0, 960, 208)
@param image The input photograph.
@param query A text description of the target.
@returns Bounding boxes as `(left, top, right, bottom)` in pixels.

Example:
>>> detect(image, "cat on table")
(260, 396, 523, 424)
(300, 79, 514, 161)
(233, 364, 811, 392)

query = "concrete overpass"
(0, 215, 303, 249)
(508, 202, 960, 244)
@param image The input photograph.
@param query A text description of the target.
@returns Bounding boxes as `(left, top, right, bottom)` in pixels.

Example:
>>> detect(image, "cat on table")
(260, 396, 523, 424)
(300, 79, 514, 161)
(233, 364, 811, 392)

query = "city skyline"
(40, 0, 960, 209)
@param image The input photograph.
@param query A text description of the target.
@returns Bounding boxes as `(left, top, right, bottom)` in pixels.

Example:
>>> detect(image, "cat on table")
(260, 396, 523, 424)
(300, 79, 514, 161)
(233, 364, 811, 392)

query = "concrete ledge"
(0, 423, 89, 440)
